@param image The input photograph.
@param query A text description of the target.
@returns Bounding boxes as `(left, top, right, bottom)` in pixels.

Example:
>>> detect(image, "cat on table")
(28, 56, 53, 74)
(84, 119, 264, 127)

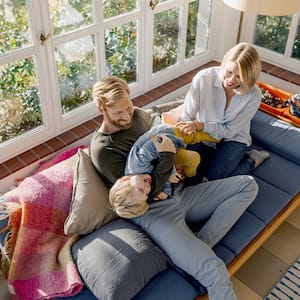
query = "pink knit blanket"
(0, 155, 83, 300)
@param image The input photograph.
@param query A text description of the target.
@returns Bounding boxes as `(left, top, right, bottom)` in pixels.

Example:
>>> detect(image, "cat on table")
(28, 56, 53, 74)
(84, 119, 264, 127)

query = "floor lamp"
(223, 0, 300, 43)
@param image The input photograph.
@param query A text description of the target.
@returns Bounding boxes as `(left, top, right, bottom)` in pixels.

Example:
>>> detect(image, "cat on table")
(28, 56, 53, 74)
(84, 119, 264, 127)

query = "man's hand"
(151, 134, 176, 153)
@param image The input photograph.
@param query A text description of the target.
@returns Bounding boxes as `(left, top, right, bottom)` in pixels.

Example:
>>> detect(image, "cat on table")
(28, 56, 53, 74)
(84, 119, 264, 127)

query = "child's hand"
(168, 171, 184, 183)
(153, 192, 169, 201)
(151, 134, 176, 153)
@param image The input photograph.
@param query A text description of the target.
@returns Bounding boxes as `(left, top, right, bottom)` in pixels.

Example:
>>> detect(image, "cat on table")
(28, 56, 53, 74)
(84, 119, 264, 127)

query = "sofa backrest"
(251, 110, 300, 166)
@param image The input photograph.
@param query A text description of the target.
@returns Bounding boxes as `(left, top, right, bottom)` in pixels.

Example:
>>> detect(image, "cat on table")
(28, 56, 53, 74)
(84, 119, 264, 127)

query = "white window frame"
(0, 0, 218, 163)
(240, 11, 300, 74)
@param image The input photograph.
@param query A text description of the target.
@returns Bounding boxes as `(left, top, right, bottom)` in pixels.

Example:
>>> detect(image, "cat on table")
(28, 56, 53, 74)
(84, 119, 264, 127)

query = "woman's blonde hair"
(93, 76, 130, 110)
(221, 42, 261, 94)
(109, 177, 149, 219)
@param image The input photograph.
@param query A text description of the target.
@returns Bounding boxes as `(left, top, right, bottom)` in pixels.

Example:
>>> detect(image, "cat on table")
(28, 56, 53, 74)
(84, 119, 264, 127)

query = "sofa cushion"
(64, 149, 117, 235)
(213, 243, 235, 265)
(133, 268, 199, 300)
(252, 152, 300, 196)
(217, 210, 266, 256)
(247, 177, 292, 224)
(251, 110, 300, 165)
(72, 218, 169, 300)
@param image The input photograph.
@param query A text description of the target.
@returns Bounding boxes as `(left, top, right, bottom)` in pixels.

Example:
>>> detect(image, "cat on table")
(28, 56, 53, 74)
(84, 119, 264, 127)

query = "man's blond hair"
(109, 177, 149, 219)
(93, 76, 130, 110)
(221, 42, 261, 94)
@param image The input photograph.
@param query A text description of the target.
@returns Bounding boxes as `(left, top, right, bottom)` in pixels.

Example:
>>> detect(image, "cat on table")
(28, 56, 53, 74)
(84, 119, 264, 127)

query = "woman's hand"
(151, 134, 176, 153)
(176, 121, 204, 135)
(168, 171, 184, 183)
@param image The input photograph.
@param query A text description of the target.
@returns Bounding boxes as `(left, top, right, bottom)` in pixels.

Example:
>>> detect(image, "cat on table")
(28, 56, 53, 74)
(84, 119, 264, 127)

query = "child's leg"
(183, 143, 215, 186)
(175, 148, 200, 177)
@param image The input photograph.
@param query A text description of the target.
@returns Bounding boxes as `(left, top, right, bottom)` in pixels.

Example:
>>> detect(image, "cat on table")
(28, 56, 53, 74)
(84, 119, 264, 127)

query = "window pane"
(49, 0, 93, 36)
(153, 8, 179, 73)
(254, 15, 292, 54)
(0, 0, 31, 54)
(55, 36, 96, 114)
(0, 58, 42, 143)
(292, 16, 300, 60)
(103, 0, 137, 19)
(104, 22, 137, 83)
(186, 1, 199, 58)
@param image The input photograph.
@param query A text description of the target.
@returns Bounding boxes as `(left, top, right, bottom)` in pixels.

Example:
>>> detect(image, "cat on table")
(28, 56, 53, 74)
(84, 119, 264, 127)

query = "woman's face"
(222, 61, 242, 91)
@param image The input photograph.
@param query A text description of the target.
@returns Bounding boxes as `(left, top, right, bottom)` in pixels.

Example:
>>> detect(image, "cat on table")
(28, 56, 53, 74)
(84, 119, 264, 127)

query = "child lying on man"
(109, 123, 218, 218)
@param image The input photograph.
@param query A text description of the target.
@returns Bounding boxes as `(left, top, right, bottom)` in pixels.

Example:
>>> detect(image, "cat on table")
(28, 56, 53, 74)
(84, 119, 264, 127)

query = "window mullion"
(134, 0, 146, 95)
(35, 0, 63, 135)
(178, 3, 188, 65)
(284, 13, 299, 58)
(94, 0, 105, 80)
(144, 0, 154, 92)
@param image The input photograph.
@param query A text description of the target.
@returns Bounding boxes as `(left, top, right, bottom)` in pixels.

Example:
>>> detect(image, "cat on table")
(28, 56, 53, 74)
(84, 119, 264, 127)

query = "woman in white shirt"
(177, 42, 270, 185)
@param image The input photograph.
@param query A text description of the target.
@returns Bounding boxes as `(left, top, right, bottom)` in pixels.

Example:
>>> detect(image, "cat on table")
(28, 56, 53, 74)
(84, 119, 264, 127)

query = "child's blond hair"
(109, 177, 149, 219)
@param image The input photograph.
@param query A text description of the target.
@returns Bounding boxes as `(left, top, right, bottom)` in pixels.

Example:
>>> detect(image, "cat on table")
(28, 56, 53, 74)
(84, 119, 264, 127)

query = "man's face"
(103, 95, 134, 130)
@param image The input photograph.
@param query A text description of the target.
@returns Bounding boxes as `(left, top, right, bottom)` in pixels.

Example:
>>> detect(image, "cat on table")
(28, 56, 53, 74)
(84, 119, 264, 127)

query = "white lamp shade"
(223, 0, 300, 16)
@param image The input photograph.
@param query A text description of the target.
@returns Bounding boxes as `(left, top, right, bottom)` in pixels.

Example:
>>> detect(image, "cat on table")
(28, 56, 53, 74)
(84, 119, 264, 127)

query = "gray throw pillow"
(72, 218, 169, 300)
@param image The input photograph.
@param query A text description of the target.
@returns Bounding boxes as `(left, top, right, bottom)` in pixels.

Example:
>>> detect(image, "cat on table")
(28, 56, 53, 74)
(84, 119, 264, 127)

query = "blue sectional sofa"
(66, 106, 300, 300)
(1, 105, 299, 300)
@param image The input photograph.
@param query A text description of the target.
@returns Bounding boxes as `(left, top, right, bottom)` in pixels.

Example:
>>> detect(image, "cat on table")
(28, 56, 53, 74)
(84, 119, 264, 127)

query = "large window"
(240, 11, 300, 73)
(0, 0, 213, 163)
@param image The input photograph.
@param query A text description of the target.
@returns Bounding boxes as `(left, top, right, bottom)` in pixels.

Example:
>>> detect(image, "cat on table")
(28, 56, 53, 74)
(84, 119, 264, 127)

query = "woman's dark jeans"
(184, 140, 254, 186)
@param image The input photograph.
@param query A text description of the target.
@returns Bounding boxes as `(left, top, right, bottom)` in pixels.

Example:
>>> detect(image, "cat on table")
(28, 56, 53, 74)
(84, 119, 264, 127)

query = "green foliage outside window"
(153, 8, 179, 73)
(0, 0, 41, 142)
(103, 0, 136, 19)
(254, 15, 299, 59)
(185, 1, 199, 58)
(5, 1, 299, 144)
(105, 22, 137, 83)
